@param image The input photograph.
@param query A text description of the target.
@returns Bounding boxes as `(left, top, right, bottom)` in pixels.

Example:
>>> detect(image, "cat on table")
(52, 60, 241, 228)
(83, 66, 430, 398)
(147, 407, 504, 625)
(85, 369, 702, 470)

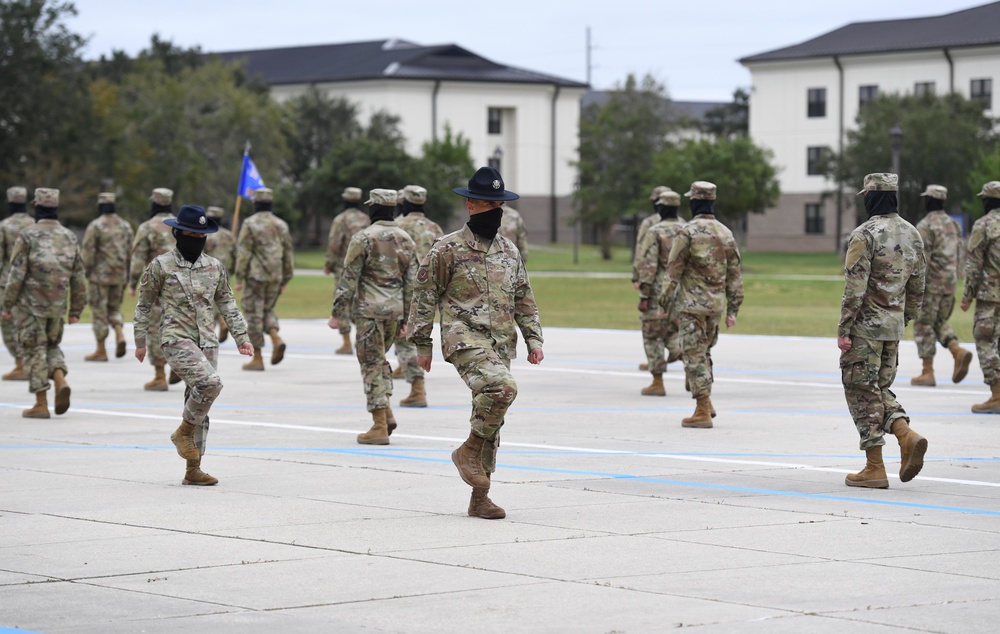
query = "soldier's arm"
(513, 255, 543, 352)
(517, 221, 529, 263)
(69, 248, 87, 319)
(133, 261, 164, 348)
(128, 229, 148, 289)
(214, 266, 250, 346)
(234, 223, 252, 281)
(905, 243, 927, 325)
(635, 230, 659, 298)
(402, 240, 417, 320)
(281, 226, 294, 286)
(81, 223, 96, 276)
(838, 232, 873, 337)
(407, 248, 448, 356)
(0, 227, 7, 266)
(331, 235, 366, 319)
(660, 231, 690, 310)
(963, 224, 987, 303)
(725, 242, 745, 319)
(325, 219, 340, 272)
(1, 236, 28, 312)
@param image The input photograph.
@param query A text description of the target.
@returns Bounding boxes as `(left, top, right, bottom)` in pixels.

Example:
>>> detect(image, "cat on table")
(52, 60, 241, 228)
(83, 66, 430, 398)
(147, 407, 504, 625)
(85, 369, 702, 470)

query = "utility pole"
(586, 27, 592, 86)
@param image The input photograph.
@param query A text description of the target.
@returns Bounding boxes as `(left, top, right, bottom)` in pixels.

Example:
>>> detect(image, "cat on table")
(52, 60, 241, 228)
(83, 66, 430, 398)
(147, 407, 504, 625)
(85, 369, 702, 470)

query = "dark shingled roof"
(214, 39, 587, 88)
(740, 1, 1000, 64)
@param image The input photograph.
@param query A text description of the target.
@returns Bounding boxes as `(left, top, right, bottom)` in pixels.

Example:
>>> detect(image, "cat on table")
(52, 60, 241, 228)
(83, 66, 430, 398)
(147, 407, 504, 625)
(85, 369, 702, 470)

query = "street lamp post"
(890, 124, 903, 175)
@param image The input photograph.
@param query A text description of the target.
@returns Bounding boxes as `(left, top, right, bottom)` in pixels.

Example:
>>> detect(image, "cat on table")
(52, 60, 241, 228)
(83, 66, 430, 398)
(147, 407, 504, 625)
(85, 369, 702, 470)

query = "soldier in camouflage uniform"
(129, 188, 177, 391)
(81, 192, 134, 362)
(325, 187, 369, 355)
(634, 185, 670, 371)
(392, 184, 443, 407)
(660, 181, 743, 429)
(235, 188, 294, 371)
(407, 166, 544, 520)
(961, 181, 1000, 414)
(498, 205, 528, 262)
(330, 189, 417, 444)
(204, 206, 237, 343)
(1, 188, 86, 418)
(135, 205, 253, 486)
(910, 185, 973, 387)
(0, 186, 34, 380)
(636, 189, 684, 396)
(838, 173, 928, 489)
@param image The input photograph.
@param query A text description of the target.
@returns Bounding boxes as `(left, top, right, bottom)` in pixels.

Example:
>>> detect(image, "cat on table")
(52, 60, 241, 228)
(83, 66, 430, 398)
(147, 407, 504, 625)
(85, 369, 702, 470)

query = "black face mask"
(151, 203, 171, 218)
(984, 197, 1000, 214)
(34, 205, 57, 221)
(254, 201, 272, 213)
(467, 206, 503, 240)
(172, 229, 205, 263)
(402, 200, 424, 216)
(689, 199, 716, 216)
(864, 191, 898, 219)
(368, 204, 395, 223)
(98, 203, 115, 215)
(343, 201, 360, 212)
(923, 197, 944, 212)
(657, 204, 679, 220)
(8, 203, 26, 215)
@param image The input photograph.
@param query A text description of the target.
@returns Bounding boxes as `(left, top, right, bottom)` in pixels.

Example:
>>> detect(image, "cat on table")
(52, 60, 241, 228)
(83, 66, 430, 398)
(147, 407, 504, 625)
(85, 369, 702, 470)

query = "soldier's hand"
(961, 299, 971, 312)
(328, 316, 340, 330)
(632, 281, 640, 290)
(135, 347, 146, 362)
(528, 348, 544, 365)
(398, 324, 408, 338)
(1, 311, 10, 320)
(725, 314, 736, 329)
(68, 316, 79, 325)
(323, 267, 332, 276)
(638, 298, 649, 312)
(418, 355, 432, 372)
(238, 342, 254, 357)
(128, 288, 136, 297)
(837, 336, 852, 352)
(235, 282, 243, 292)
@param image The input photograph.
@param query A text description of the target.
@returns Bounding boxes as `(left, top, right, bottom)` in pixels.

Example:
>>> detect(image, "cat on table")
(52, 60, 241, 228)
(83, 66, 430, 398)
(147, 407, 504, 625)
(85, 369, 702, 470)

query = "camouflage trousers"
(973, 300, 1000, 386)
(354, 317, 399, 412)
(840, 336, 907, 450)
(163, 341, 220, 456)
(914, 292, 958, 359)
(14, 311, 68, 394)
(334, 276, 352, 336)
(679, 313, 719, 399)
(1, 286, 21, 358)
(641, 313, 681, 374)
(87, 282, 125, 341)
(394, 339, 424, 382)
(242, 279, 281, 349)
(146, 300, 166, 367)
(450, 347, 517, 474)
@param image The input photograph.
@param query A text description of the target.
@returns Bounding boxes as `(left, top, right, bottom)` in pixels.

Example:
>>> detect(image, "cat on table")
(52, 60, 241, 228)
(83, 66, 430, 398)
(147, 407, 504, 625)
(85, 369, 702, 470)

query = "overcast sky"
(67, 0, 986, 102)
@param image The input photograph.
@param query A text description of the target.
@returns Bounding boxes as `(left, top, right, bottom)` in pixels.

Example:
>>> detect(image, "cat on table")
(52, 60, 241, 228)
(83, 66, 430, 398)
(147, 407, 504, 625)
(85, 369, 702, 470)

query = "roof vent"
(384, 62, 400, 75)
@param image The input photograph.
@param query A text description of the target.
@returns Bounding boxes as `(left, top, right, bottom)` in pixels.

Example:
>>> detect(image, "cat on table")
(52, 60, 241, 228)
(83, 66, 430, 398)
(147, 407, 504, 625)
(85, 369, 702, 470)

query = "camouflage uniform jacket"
(82, 213, 134, 285)
(407, 225, 543, 361)
(1, 219, 86, 319)
(839, 213, 925, 340)
(916, 210, 963, 295)
(632, 212, 660, 283)
(396, 212, 444, 259)
(0, 212, 34, 288)
(637, 218, 685, 316)
(129, 213, 175, 290)
(235, 211, 294, 284)
(963, 209, 1000, 304)
(205, 227, 237, 273)
(326, 207, 370, 275)
(332, 220, 417, 321)
(499, 206, 529, 261)
(134, 249, 249, 349)
(662, 215, 743, 318)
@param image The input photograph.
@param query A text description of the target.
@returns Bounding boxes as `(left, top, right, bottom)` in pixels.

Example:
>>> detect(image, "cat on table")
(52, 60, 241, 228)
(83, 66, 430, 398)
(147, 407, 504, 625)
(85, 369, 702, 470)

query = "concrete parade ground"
(2, 320, 999, 633)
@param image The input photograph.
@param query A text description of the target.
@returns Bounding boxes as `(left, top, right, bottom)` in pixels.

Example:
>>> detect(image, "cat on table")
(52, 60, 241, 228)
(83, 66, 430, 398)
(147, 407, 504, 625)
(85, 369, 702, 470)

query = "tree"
(827, 93, 996, 224)
(413, 124, 474, 226)
(702, 88, 749, 138)
(969, 145, 1000, 222)
(575, 74, 676, 259)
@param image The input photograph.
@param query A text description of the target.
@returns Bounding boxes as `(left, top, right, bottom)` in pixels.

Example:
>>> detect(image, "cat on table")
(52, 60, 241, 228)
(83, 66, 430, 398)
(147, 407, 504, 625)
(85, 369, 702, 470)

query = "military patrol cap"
(366, 188, 397, 206)
(342, 187, 362, 202)
(684, 181, 717, 201)
(98, 192, 116, 204)
(403, 185, 427, 204)
(7, 187, 27, 204)
(164, 204, 219, 234)
(205, 206, 225, 219)
(252, 187, 273, 203)
(657, 190, 681, 206)
(650, 185, 670, 201)
(857, 173, 898, 195)
(33, 188, 59, 207)
(150, 188, 173, 205)
(918, 185, 947, 200)
(977, 181, 1000, 199)
(453, 166, 519, 202)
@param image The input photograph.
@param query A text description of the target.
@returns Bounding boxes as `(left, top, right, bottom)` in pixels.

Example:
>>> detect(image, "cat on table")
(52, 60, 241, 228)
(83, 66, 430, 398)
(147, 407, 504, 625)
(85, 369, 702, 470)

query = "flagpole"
(232, 195, 242, 238)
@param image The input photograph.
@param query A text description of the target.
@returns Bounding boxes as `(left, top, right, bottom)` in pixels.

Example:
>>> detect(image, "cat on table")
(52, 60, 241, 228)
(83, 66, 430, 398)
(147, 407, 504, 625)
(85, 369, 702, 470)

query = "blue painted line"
(0, 629, 40, 634)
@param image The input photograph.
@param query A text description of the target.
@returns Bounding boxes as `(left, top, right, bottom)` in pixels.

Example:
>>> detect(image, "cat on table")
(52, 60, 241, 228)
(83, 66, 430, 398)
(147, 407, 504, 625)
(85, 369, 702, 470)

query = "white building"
(218, 39, 588, 242)
(740, 2, 1000, 252)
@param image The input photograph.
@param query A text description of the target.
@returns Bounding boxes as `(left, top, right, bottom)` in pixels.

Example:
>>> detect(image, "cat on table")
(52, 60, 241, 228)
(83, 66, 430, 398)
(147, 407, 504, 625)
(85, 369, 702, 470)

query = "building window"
(807, 146, 829, 176)
(859, 84, 879, 108)
(488, 107, 502, 134)
(971, 78, 993, 109)
(805, 203, 824, 235)
(807, 88, 826, 118)
(914, 82, 935, 97)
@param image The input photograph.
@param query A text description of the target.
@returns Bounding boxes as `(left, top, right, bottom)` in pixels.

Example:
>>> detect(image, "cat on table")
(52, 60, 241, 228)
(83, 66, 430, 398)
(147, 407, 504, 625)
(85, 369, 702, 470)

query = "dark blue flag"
(237, 153, 266, 199)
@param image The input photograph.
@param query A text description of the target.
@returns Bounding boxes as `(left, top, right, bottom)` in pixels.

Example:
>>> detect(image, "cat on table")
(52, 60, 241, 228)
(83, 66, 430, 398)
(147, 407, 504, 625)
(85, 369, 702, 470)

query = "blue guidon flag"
(237, 153, 266, 199)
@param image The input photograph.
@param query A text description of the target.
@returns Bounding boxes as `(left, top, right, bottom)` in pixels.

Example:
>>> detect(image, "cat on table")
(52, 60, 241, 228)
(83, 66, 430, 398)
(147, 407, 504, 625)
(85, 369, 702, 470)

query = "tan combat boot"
(357, 408, 390, 445)
(268, 327, 286, 365)
(667, 349, 683, 364)
(638, 362, 649, 371)
(183, 457, 218, 486)
(641, 373, 666, 396)
(451, 432, 490, 489)
(400, 378, 427, 407)
(385, 406, 397, 435)
(910, 358, 935, 386)
(144, 366, 168, 391)
(84, 339, 108, 362)
(114, 324, 126, 358)
(336, 332, 353, 355)
(845, 446, 889, 488)
(391, 365, 403, 379)
(948, 340, 973, 383)
(51, 368, 70, 415)
(891, 419, 927, 483)
(170, 421, 200, 460)
(2, 357, 27, 381)
(22, 390, 50, 419)
(469, 483, 506, 519)
(168, 368, 182, 385)
(242, 348, 265, 371)
(682, 395, 713, 428)
(217, 316, 229, 343)
(972, 383, 1000, 414)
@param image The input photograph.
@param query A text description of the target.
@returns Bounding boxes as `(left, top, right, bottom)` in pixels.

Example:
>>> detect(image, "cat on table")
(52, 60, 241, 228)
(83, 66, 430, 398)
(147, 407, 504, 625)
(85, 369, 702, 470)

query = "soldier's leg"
(665, 313, 683, 363)
(1, 307, 20, 359)
(167, 341, 222, 455)
(913, 294, 938, 360)
(17, 312, 48, 394)
(395, 339, 424, 383)
(641, 318, 667, 374)
(876, 340, 907, 429)
(45, 317, 68, 378)
(241, 280, 266, 350)
(354, 318, 394, 412)
(262, 282, 281, 334)
(681, 314, 713, 398)
(451, 348, 516, 474)
(840, 336, 886, 450)
(934, 294, 958, 349)
(107, 284, 125, 332)
(89, 283, 111, 342)
(973, 301, 1000, 386)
